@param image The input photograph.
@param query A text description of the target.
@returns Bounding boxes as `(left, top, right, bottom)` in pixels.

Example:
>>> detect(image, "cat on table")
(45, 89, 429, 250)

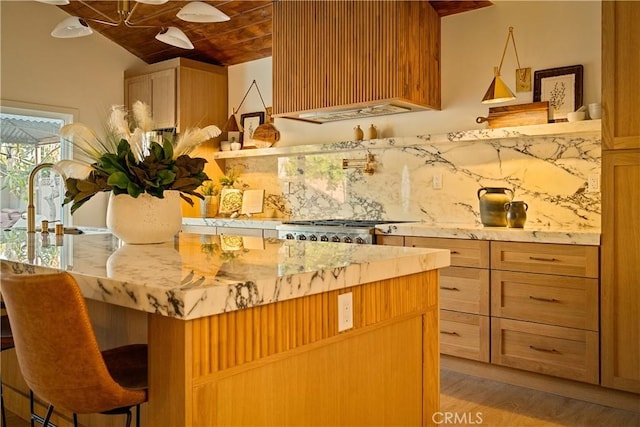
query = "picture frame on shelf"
(533, 65, 583, 122)
(240, 111, 265, 148)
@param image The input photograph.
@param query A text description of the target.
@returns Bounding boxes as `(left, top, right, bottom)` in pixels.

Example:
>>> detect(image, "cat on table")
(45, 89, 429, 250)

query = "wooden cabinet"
(491, 318, 599, 384)
(491, 241, 599, 278)
(601, 1, 640, 394)
(602, 1, 640, 150)
(272, 0, 440, 118)
(125, 58, 228, 218)
(125, 68, 176, 129)
(600, 150, 640, 393)
(407, 237, 490, 362)
(124, 58, 227, 134)
(376, 235, 404, 247)
(490, 241, 600, 384)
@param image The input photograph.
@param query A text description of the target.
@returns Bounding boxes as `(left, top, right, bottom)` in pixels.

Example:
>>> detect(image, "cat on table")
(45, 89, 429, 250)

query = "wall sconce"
(481, 27, 531, 104)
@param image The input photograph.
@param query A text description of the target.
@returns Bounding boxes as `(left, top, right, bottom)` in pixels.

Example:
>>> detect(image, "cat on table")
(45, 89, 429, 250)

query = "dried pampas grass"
(174, 125, 221, 157)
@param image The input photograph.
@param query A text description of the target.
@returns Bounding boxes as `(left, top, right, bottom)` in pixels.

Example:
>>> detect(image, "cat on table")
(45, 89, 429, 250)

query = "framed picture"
(533, 65, 583, 122)
(240, 111, 265, 148)
(218, 188, 243, 215)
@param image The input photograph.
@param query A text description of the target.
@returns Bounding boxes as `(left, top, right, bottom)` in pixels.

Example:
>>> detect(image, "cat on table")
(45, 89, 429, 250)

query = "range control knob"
(310, 235, 318, 241)
(344, 236, 353, 243)
(355, 237, 366, 244)
(331, 236, 341, 242)
(285, 233, 295, 240)
(320, 235, 329, 242)
(298, 235, 307, 240)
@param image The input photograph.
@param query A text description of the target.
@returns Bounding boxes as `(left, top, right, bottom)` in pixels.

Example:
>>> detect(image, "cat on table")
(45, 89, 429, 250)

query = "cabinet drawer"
(491, 271, 598, 331)
(491, 318, 599, 384)
(491, 241, 599, 278)
(217, 227, 263, 237)
(440, 310, 490, 362)
(405, 237, 490, 268)
(376, 235, 404, 246)
(263, 229, 279, 239)
(440, 267, 490, 315)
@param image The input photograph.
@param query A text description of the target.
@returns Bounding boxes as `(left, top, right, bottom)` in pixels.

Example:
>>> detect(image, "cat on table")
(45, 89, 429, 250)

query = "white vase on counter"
(106, 190, 182, 244)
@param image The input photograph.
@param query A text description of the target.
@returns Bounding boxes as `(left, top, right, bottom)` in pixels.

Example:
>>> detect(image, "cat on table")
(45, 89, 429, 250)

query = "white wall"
(1, 1, 146, 226)
(228, 1, 601, 146)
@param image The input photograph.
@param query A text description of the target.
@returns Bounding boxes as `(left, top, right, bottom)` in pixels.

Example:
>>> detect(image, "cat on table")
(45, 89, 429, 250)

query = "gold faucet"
(27, 162, 55, 233)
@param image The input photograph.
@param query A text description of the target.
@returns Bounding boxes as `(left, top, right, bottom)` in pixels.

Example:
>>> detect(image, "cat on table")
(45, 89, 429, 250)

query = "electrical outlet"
(433, 173, 443, 190)
(338, 292, 353, 332)
(587, 174, 600, 193)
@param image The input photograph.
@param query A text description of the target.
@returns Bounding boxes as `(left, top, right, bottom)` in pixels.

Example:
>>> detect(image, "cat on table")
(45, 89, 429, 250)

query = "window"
(0, 103, 73, 229)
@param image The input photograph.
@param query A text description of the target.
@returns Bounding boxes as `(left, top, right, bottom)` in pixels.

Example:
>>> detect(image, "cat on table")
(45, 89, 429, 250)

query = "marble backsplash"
(225, 127, 601, 229)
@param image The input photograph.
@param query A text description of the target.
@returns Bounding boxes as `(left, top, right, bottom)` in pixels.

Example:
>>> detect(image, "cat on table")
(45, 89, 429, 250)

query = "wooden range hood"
(272, 0, 441, 123)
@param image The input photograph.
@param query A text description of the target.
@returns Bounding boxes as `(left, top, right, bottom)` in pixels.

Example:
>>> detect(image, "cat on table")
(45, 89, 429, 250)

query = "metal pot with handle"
(477, 187, 514, 227)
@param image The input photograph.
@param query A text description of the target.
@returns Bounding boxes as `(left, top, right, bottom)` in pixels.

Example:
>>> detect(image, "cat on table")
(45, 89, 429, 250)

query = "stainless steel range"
(277, 220, 394, 244)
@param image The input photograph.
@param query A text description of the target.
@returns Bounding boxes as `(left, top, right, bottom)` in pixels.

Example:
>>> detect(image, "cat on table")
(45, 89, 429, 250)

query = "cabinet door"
(125, 74, 152, 112)
(601, 150, 640, 393)
(602, 1, 640, 150)
(124, 69, 176, 129)
(150, 68, 176, 129)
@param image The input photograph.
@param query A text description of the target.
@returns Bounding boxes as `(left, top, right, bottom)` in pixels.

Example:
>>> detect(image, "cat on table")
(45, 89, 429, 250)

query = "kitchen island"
(1, 230, 449, 426)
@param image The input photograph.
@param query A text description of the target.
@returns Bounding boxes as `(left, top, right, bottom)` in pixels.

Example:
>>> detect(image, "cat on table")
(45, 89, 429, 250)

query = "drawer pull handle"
(529, 345, 560, 354)
(440, 286, 460, 291)
(529, 256, 558, 262)
(529, 296, 559, 303)
(451, 250, 460, 254)
(440, 330, 459, 336)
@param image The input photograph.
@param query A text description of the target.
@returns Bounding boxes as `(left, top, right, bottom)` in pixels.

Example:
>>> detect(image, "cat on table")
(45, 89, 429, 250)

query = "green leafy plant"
(57, 101, 221, 214)
(199, 181, 219, 196)
(219, 169, 239, 187)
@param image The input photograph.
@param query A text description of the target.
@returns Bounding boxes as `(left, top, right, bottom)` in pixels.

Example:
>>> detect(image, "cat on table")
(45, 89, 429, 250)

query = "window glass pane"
(0, 112, 66, 228)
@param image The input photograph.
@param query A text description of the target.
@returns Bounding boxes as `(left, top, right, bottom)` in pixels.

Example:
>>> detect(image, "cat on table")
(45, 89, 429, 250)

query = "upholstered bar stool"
(1, 271, 148, 427)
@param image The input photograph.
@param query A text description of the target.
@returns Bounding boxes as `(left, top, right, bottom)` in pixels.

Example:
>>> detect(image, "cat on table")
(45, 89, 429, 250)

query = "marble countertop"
(182, 217, 282, 229)
(1, 230, 449, 320)
(375, 222, 601, 246)
(182, 217, 601, 245)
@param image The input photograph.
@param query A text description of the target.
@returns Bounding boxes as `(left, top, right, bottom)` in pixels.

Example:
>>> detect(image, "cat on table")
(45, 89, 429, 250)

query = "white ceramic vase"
(106, 190, 182, 244)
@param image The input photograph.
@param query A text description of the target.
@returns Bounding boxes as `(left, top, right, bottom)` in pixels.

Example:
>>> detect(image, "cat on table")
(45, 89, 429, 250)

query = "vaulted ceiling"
(53, 1, 492, 67)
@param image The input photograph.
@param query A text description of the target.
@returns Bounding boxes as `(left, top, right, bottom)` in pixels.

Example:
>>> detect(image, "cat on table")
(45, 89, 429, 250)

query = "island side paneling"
(148, 270, 439, 426)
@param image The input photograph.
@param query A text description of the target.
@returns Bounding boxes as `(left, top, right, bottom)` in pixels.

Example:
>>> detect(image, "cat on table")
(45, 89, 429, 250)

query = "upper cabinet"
(602, 1, 640, 150)
(124, 57, 228, 133)
(272, 0, 441, 123)
(125, 68, 177, 130)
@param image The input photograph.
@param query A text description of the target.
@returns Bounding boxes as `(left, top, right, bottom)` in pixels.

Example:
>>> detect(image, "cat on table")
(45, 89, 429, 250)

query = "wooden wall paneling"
(602, 1, 640, 150)
(148, 271, 440, 426)
(148, 314, 193, 427)
(272, 0, 439, 116)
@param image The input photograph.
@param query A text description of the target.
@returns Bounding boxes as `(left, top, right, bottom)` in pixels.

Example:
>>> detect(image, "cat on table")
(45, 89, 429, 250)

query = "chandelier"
(36, 0, 230, 50)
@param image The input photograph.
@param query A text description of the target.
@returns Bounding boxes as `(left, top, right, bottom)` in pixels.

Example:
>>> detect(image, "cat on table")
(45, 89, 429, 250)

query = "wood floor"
(440, 369, 640, 426)
(4, 369, 639, 426)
